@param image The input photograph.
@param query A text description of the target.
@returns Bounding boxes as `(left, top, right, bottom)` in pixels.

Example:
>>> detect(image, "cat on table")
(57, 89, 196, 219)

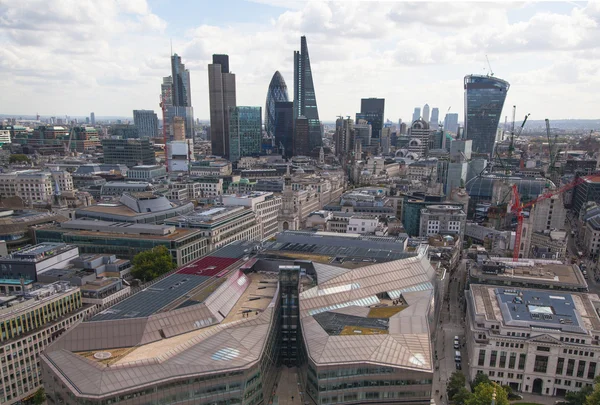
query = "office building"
(133, 110, 159, 138)
(222, 192, 282, 240)
(444, 112, 459, 134)
(419, 204, 467, 239)
(101, 138, 155, 167)
(354, 119, 372, 148)
(274, 101, 294, 158)
(90, 112, 95, 126)
(407, 119, 431, 158)
(167, 140, 194, 172)
(380, 127, 391, 154)
(229, 106, 262, 162)
(265, 71, 289, 138)
(159, 54, 195, 140)
(466, 284, 600, 397)
(110, 124, 139, 139)
(209, 54, 237, 158)
(126, 165, 167, 181)
(573, 175, 600, 216)
(0, 170, 54, 204)
(412, 107, 421, 123)
(160, 76, 173, 107)
(334, 117, 354, 158)
(430, 107, 439, 126)
(293, 116, 310, 156)
(464, 74, 510, 156)
(42, 240, 435, 405)
(171, 53, 192, 108)
(35, 220, 207, 267)
(0, 130, 11, 146)
(0, 282, 93, 404)
(356, 98, 384, 140)
(531, 193, 566, 232)
(294, 36, 321, 151)
(165, 106, 194, 140)
(422, 103, 430, 123)
(0, 243, 80, 281)
(529, 230, 568, 259)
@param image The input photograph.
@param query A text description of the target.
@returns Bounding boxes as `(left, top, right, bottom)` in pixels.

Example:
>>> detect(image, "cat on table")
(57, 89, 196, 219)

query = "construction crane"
(510, 174, 595, 261)
(485, 55, 494, 77)
(508, 111, 530, 159)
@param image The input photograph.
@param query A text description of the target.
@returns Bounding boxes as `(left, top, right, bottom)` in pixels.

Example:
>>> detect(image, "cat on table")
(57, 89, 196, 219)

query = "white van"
(455, 351, 461, 362)
(454, 336, 460, 349)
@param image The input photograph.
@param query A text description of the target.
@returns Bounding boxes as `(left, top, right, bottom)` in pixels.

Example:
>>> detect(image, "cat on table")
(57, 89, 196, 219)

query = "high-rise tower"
(356, 98, 384, 140)
(430, 107, 439, 127)
(162, 54, 194, 140)
(294, 36, 322, 151)
(412, 107, 421, 123)
(422, 104, 430, 123)
(265, 71, 289, 138)
(464, 74, 510, 156)
(171, 54, 192, 107)
(209, 54, 237, 158)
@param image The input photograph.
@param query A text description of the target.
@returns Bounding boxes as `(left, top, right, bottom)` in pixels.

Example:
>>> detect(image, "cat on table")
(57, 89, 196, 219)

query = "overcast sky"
(1, 0, 599, 122)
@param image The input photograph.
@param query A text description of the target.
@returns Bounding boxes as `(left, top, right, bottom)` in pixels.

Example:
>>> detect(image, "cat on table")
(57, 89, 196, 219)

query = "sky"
(1, 0, 599, 122)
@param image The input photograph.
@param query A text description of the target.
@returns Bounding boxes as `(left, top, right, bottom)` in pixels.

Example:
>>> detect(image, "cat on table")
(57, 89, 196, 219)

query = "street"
(432, 259, 469, 404)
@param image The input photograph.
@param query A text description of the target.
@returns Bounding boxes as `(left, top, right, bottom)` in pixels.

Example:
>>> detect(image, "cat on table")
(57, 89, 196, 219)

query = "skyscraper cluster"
(161, 54, 195, 141)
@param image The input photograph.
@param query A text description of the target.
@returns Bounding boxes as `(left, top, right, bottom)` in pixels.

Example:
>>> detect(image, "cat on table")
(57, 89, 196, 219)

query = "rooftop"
(0, 243, 77, 263)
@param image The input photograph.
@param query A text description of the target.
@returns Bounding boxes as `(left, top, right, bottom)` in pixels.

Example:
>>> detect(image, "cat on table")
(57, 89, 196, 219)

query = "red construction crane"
(511, 175, 595, 261)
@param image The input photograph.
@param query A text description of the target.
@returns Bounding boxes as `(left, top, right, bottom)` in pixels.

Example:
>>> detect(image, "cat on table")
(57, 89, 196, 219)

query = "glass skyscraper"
(356, 98, 384, 140)
(160, 54, 194, 140)
(464, 74, 510, 156)
(294, 36, 321, 151)
(228, 106, 262, 162)
(265, 71, 289, 138)
(274, 101, 294, 158)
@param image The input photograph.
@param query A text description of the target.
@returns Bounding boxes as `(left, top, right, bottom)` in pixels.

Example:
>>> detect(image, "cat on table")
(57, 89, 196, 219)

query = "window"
(537, 346, 550, 352)
(478, 350, 486, 367)
(499, 351, 507, 368)
(578, 360, 587, 378)
(556, 358, 565, 375)
(566, 359, 575, 376)
(508, 353, 516, 369)
(534, 355, 549, 373)
(588, 362, 597, 380)
(489, 351, 498, 368)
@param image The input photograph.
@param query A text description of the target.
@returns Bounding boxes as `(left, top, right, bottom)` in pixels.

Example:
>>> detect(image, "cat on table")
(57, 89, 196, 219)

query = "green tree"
(470, 372, 490, 392)
(586, 379, 600, 405)
(566, 384, 594, 405)
(32, 388, 45, 405)
(131, 246, 175, 282)
(447, 371, 467, 400)
(9, 154, 31, 164)
(466, 383, 509, 405)
(452, 387, 472, 405)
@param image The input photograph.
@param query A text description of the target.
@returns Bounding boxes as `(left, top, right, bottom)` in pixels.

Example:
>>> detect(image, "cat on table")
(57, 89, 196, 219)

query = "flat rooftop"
(49, 226, 199, 241)
(470, 284, 600, 333)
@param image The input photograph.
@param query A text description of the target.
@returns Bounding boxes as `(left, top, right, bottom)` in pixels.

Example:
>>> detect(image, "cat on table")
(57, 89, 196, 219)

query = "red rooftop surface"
(176, 256, 239, 277)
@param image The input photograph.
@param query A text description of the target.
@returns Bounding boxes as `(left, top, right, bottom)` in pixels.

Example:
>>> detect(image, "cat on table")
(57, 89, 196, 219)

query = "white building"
(347, 216, 379, 234)
(221, 192, 282, 240)
(0, 130, 11, 145)
(419, 204, 466, 239)
(0, 170, 54, 203)
(127, 165, 167, 181)
(51, 171, 74, 193)
(531, 193, 566, 232)
(167, 140, 194, 172)
(194, 177, 224, 197)
(466, 284, 600, 397)
(407, 161, 438, 182)
(408, 120, 431, 159)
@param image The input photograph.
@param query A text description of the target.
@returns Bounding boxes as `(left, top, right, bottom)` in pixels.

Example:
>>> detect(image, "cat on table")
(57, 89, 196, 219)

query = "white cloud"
(0, 0, 598, 121)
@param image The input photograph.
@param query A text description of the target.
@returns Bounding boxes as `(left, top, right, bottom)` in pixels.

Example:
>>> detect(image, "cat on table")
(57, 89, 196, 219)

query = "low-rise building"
(165, 206, 261, 252)
(0, 243, 80, 282)
(100, 181, 155, 196)
(221, 192, 282, 240)
(35, 220, 207, 267)
(0, 171, 54, 204)
(419, 204, 466, 239)
(126, 165, 167, 181)
(466, 284, 600, 397)
(530, 230, 567, 260)
(0, 282, 94, 404)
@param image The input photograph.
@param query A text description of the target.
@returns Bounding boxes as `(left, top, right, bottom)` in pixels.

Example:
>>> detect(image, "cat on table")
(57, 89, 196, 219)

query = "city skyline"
(1, 1, 599, 122)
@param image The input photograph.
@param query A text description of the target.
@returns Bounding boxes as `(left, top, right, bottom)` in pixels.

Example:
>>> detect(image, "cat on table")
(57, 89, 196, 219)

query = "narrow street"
(432, 259, 469, 404)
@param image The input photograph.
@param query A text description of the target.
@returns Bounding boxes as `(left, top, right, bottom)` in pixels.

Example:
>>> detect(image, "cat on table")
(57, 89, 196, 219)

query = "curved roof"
(265, 71, 290, 137)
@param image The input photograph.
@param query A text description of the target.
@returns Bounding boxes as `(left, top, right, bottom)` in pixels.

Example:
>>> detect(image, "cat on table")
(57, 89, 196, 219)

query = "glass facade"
(356, 98, 384, 140)
(265, 71, 289, 138)
(464, 75, 510, 156)
(274, 101, 294, 158)
(229, 107, 262, 162)
(294, 36, 322, 151)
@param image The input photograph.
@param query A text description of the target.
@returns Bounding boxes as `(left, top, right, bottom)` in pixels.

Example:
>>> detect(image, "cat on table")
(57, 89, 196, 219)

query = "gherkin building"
(265, 71, 289, 137)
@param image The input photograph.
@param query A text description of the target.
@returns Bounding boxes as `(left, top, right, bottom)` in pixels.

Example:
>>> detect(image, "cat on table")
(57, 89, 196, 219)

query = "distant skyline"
(1, 1, 599, 121)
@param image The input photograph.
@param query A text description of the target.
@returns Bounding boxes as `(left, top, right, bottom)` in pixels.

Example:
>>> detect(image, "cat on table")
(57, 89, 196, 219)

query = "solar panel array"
(91, 274, 209, 321)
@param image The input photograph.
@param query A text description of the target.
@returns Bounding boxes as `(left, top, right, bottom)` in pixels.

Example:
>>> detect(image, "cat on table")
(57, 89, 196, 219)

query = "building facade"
(356, 98, 384, 140)
(419, 204, 467, 239)
(0, 171, 54, 204)
(209, 54, 237, 158)
(466, 284, 600, 397)
(229, 107, 262, 162)
(265, 71, 289, 138)
(133, 110, 159, 138)
(294, 36, 321, 151)
(464, 74, 510, 156)
(408, 120, 431, 159)
(101, 139, 155, 167)
(274, 101, 294, 158)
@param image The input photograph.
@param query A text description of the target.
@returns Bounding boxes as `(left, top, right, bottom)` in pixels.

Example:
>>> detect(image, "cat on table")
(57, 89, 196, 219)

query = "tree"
(9, 154, 31, 164)
(466, 383, 509, 405)
(32, 388, 45, 405)
(452, 387, 472, 405)
(566, 384, 593, 405)
(470, 372, 491, 392)
(447, 371, 467, 400)
(586, 379, 600, 405)
(131, 246, 175, 282)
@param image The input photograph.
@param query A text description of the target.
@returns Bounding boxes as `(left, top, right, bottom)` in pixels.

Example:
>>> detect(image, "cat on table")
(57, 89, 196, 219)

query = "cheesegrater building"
(41, 236, 437, 405)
